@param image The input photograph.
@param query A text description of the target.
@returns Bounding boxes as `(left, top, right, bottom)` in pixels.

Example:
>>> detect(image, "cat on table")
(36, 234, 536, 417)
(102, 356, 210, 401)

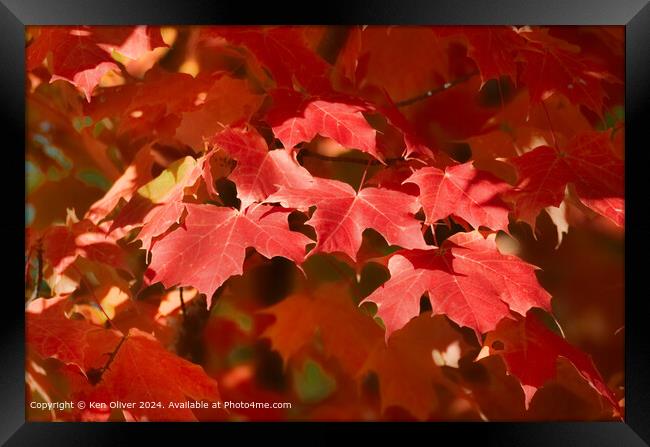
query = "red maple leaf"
(267, 177, 427, 261)
(41, 218, 128, 276)
(517, 28, 618, 115)
(88, 328, 221, 421)
(27, 26, 167, 101)
(85, 70, 220, 140)
(362, 231, 551, 340)
(261, 285, 384, 375)
(354, 27, 452, 103)
(202, 26, 330, 91)
(135, 202, 188, 251)
(437, 26, 524, 84)
(146, 204, 312, 304)
(85, 144, 156, 226)
(109, 156, 203, 251)
(92, 26, 167, 60)
(405, 162, 512, 231)
(26, 296, 121, 372)
(24, 24, 626, 423)
(377, 98, 437, 160)
(210, 126, 313, 208)
(266, 89, 382, 161)
(174, 76, 264, 151)
(506, 131, 624, 227)
(26, 297, 220, 421)
(485, 314, 621, 416)
(261, 285, 472, 420)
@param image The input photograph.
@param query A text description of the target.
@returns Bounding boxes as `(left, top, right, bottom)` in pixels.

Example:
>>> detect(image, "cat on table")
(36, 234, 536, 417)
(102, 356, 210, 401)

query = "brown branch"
(32, 241, 44, 300)
(73, 265, 118, 331)
(299, 150, 403, 166)
(394, 71, 480, 108)
(35, 245, 43, 298)
(179, 286, 186, 320)
(25, 245, 34, 285)
(87, 334, 128, 385)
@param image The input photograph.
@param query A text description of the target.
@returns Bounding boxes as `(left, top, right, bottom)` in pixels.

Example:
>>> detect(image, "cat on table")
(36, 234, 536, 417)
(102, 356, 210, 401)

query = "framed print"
(2, 0, 649, 445)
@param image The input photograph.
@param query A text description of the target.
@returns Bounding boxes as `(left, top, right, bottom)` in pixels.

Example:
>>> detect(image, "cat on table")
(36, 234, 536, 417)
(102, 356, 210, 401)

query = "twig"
(25, 245, 34, 285)
(179, 286, 186, 320)
(300, 150, 403, 166)
(31, 241, 44, 300)
(72, 265, 118, 331)
(35, 244, 44, 298)
(87, 334, 128, 385)
(102, 334, 127, 371)
(395, 71, 480, 108)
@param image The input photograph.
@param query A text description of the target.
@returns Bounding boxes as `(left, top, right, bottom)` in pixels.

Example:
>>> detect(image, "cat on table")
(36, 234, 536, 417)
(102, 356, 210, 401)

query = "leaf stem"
(430, 224, 439, 247)
(550, 313, 567, 339)
(357, 158, 373, 192)
(497, 78, 506, 111)
(541, 99, 560, 152)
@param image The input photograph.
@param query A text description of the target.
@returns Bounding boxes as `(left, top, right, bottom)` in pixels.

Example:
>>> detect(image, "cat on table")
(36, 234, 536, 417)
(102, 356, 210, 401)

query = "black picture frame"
(2, 1, 648, 445)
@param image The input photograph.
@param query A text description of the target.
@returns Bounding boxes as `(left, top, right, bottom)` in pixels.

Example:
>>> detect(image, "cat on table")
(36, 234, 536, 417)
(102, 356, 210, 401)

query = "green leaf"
(136, 156, 197, 203)
(293, 359, 336, 404)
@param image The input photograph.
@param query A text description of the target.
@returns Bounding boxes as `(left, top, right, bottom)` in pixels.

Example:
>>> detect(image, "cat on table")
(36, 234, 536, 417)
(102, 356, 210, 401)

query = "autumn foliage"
(25, 25, 624, 422)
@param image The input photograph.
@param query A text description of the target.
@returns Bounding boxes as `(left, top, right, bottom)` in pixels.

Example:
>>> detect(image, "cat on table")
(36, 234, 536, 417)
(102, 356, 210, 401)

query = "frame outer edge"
(0, 0, 648, 25)
(1, 0, 648, 444)
(0, 0, 26, 443)
(626, 1, 650, 445)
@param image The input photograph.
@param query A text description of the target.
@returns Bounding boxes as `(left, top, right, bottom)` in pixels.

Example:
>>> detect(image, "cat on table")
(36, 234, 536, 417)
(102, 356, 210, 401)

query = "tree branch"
(73, 265, 118, 331)
(179, 286, 186, 320)
(31, 241, 44, 300)
(87, 334, 128, 385)
(299, 150, 403, 166)
(394, 71, 480, 108)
